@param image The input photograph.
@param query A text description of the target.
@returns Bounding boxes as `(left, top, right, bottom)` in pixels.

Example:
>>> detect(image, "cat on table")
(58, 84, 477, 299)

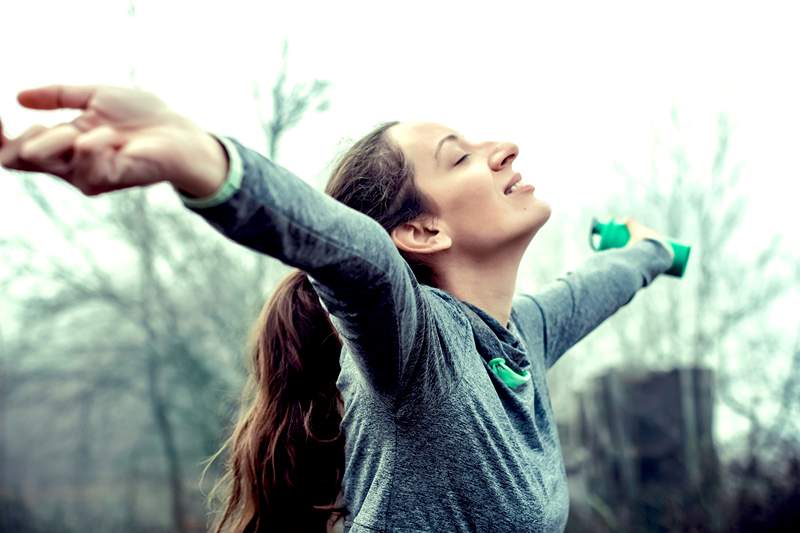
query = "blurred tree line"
(0, 34, 329, 532)
(547, 110, 800, 532)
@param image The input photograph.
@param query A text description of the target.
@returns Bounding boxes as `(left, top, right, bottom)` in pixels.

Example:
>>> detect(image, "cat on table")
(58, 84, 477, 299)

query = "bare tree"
(600, 111, 799, 466)
(1, 39, 331, 533)
(254, 39, 331, 161)
(550, 110, 800, 531)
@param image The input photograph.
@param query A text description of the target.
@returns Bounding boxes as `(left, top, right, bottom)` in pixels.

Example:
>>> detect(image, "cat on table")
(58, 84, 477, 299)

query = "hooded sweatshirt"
(178, 135, 674, 532)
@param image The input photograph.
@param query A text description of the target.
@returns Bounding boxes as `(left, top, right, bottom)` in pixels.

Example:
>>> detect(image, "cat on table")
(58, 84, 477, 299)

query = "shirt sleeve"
(175, 135, 432, 401)
(176, 135, 243, 209)
(517, 238, 673, 369)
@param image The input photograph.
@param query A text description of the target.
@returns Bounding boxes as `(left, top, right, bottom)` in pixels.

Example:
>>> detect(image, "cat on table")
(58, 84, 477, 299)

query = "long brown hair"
(208, 121, 436, 532)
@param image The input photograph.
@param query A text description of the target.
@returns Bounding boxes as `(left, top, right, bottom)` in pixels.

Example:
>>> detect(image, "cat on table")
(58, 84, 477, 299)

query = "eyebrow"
(433, 134, 459, 165)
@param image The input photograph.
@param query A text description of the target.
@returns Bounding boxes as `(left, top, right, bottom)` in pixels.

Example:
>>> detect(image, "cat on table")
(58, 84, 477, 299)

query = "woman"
(0, 84, 675, 532)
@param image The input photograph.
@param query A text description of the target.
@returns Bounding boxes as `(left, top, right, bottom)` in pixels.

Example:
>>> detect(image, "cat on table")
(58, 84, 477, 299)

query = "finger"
(17, 84, 98, 110)
(0, 124, 48, 169)
(7, 124, 71, 177)
(74, 151, 131, 197)
(75, 125, 123, 153)
(72, 126, 123, 185)
(93, 147, 115, 187)
(0, 118, 6, 147)
(19, 123, 81, 163)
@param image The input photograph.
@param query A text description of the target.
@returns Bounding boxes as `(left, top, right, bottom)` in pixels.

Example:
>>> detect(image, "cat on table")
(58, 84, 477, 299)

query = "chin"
(518, 202, 549, 244)
(508, 199, 552, 245)
(531, 199, 552, 229)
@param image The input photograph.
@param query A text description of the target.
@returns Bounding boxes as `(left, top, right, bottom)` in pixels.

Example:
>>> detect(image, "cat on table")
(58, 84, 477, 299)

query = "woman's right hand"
(0, 84, 228, 197)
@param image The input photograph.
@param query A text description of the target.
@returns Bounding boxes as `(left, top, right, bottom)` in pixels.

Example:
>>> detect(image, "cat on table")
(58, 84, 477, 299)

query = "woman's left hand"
(622, 216, 675, 261)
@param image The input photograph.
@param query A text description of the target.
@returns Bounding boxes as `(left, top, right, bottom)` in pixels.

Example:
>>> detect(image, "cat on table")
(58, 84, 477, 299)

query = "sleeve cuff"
(177, 134, 243, 209)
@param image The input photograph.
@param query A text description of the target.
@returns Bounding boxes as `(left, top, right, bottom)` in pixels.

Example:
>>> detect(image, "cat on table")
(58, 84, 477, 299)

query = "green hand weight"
(589, 217, 691, 278)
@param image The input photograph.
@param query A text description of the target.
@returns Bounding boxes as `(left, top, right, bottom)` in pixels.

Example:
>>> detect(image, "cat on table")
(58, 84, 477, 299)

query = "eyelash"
(455, 154, 469, 166)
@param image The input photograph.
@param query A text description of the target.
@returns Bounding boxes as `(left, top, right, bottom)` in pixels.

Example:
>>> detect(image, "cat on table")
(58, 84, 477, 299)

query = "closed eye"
(455, 154, 469, 166)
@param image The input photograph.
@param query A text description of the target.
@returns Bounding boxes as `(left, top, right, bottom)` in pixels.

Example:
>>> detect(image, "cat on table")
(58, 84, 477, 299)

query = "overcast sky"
(2, 0, 799, 444)
(2, 0, 799, 237)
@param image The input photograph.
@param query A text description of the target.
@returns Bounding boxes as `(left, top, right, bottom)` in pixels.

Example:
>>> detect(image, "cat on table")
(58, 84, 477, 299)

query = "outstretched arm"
(1, 84, 434, 402)
(516, 238, 673, 369)
(177, 135, 434, 399)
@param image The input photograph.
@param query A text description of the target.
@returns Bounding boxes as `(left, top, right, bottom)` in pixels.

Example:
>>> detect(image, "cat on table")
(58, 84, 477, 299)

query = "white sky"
(2, 0, 799, 445)
(2, 0, 799, 233)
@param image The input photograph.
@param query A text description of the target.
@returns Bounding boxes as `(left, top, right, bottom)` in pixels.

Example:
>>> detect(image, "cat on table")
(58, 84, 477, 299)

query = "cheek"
(440, 182, 498, 219)
(440, 181, 511, 232)
(443, 178, 501, 212)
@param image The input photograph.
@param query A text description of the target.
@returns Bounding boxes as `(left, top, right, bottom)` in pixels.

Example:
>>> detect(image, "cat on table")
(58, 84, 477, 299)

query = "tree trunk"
(74, 390, 93, 528)
(147, 354, 188, 533)
(136, 191, 188, 533)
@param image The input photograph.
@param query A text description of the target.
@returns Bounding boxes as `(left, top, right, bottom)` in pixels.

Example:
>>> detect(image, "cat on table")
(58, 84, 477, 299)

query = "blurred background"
(1, 0, 798, 531)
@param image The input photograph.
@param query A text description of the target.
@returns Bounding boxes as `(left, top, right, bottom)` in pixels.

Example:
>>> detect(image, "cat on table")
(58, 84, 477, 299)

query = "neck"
(435, 244, 527, 329)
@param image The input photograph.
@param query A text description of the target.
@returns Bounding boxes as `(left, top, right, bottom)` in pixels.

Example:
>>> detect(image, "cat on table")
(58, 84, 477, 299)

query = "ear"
(391, 217, 452, 255)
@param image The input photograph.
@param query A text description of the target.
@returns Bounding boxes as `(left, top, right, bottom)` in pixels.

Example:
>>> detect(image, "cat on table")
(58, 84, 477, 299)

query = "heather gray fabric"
(180, 136, 674, 532)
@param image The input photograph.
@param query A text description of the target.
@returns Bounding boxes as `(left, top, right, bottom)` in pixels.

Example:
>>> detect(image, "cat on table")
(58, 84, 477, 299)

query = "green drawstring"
(488, 357, 531, 388)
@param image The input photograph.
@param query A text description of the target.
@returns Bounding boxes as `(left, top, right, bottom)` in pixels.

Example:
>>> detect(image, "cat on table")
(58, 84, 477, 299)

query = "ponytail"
(210, 269, 348, 532)
(208, 119, 426, 531)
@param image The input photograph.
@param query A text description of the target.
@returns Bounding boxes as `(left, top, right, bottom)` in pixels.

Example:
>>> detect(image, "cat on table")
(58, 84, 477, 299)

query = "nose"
(489, 142, 519, 171)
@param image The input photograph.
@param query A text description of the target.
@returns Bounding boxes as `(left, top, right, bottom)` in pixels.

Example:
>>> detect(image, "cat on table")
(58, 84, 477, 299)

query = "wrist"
(171, 128, 229, 198)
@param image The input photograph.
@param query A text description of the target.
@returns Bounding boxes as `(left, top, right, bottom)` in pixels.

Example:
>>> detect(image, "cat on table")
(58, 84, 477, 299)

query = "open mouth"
(504, 174, 534, 195)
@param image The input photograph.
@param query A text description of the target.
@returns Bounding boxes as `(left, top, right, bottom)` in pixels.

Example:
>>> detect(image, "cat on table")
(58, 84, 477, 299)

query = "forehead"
(388, 121, 457, 165)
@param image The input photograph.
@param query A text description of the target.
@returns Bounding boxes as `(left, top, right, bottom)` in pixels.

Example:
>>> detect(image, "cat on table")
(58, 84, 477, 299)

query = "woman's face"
(387, 121, 551, 257)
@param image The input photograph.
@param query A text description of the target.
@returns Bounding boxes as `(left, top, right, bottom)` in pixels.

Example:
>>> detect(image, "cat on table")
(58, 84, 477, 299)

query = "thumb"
(17, 84, 99, 110)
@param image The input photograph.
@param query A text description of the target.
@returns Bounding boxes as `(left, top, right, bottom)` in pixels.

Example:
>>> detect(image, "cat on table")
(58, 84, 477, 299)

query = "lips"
(504, 173, 522, 195)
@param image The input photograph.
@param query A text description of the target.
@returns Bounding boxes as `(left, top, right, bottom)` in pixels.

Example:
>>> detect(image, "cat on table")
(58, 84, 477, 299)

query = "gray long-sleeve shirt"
(178, 135, 674, 532)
